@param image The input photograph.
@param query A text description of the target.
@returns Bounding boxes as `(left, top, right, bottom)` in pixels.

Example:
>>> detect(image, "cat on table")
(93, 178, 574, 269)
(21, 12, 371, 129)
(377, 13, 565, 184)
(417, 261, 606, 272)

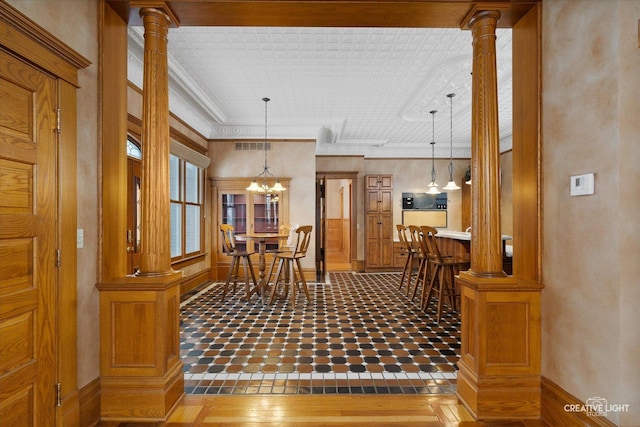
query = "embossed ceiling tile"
(131, 26, 513, 157)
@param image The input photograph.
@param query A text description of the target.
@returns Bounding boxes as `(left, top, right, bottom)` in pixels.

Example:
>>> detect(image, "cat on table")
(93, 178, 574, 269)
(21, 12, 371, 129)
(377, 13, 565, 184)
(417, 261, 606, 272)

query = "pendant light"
(426, 110, 440, 195)
(246, 97, 286, 193)
(443, 93, 460, 191)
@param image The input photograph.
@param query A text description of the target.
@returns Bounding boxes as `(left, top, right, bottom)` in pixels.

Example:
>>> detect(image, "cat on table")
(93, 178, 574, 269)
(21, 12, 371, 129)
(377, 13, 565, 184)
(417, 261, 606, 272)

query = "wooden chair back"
(420, 225, 445, 263)
(408, 225, 427, 259)
(291, 225, 313, 258)
(279, 224, 292, 249)
(220, 223, 237, 254)
(396, 224, 413, 253)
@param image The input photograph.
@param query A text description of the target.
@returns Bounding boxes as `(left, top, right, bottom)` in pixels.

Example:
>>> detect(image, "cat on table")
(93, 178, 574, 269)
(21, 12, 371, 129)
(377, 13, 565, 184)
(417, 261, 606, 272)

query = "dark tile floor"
(180, 272, 460, 395)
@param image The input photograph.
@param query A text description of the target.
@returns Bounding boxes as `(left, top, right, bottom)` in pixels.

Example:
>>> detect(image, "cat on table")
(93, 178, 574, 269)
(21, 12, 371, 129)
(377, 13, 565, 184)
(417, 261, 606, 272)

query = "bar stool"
(266, 225, 313, 305)
(219, 224, 258, 301)
(408, 225, 431, 301)
(396, 224, 417, 296)
(420, 225, 469, 322)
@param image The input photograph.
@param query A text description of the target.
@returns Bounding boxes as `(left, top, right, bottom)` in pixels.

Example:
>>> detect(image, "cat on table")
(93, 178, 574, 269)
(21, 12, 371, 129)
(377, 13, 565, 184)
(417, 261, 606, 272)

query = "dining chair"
(420, 225, 469, 322)
(219, 224, 258, 302)
(266, 225, 313, 305)
(396, 224, 417, 296)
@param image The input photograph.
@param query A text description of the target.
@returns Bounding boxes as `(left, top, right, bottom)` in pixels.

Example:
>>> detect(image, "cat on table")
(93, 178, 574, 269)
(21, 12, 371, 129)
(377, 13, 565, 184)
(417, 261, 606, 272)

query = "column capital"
(461, 6, 503, 30)
(132, 1, 180, 27)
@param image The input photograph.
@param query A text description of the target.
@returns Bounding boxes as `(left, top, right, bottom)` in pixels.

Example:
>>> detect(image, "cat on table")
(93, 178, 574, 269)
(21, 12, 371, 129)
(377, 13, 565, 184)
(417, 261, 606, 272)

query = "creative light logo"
(585, 397, 608, 417)
(564, 397, 630, 417)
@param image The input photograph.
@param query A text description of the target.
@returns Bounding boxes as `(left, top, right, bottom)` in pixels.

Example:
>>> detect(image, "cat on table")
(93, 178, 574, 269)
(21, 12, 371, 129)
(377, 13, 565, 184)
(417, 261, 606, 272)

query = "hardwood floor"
(103, 394, 547, 426)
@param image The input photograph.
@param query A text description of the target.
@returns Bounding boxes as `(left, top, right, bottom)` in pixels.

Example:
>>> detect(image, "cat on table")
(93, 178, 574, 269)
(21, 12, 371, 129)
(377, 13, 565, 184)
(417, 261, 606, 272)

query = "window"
(126, 138, 142, 160)
(170, 154, 204, 260)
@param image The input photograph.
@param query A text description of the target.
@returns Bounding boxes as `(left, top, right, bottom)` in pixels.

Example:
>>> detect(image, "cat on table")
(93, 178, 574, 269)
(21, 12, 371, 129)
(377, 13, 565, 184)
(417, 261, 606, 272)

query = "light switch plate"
(77, 229, 84, 248)
(570, 173, 594, 196)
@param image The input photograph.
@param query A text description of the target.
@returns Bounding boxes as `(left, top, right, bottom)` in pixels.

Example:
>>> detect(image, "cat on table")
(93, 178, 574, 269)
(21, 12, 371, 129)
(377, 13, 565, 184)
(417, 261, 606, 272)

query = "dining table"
(236, 232, 290, 302)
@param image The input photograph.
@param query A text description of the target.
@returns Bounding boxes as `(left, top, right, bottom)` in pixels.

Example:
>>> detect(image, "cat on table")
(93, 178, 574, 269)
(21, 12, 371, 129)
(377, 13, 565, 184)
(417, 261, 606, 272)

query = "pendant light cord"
(263, 97, 269, 171)
(430, 110, 437, 182)
(447, 93, 455, 179)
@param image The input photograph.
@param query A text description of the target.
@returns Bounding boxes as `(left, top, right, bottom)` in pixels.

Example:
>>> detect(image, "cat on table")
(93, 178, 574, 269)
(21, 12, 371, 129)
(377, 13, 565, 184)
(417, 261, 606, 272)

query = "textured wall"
(542, 1, 640, 424)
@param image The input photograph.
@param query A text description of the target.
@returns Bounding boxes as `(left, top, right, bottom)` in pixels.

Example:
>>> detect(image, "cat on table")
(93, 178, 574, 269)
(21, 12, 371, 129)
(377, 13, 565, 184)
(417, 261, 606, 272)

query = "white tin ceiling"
(127, 26, 512, 158)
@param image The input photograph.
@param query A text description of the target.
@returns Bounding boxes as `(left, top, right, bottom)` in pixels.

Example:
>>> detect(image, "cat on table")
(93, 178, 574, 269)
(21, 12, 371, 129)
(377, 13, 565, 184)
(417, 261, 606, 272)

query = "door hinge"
(56, 383, 61, 407)
(55, 249, 61, 267)
(55, 108, 61, 133)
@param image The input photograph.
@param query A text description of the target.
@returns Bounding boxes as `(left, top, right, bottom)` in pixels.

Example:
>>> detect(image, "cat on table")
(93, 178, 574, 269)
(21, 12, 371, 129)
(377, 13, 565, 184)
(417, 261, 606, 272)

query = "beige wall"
(209, 140, 317, 270)
(542, 0, 640, 424)
(5, 0, 101, 388)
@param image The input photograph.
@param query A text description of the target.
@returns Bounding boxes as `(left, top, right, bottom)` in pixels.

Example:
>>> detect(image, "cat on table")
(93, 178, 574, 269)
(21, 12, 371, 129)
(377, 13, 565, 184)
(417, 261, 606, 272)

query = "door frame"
(316, 171, 358, 275)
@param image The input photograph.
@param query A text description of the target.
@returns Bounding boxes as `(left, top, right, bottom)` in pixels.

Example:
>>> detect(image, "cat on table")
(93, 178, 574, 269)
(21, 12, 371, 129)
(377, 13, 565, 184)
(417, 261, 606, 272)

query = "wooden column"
(456, 9, 543, 420)
(97, 4, 183, 422)
(139, 7, 174, 276)
(468, 10, 505, 278)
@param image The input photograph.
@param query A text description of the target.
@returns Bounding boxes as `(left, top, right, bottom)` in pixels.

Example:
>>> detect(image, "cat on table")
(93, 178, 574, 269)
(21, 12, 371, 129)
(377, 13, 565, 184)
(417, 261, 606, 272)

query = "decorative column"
(138, 7, 174, 276)
(455, 10, 543, 420)
(468, 10, 505, 278)
(97, 5, 184, 422)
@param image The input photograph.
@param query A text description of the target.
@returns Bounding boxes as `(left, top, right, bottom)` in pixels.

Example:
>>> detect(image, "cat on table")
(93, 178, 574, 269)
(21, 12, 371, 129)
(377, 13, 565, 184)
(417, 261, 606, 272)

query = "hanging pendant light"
(246, 97, 286, 193)
(443, 93, 460, 191)
(426, 110, 440, 195)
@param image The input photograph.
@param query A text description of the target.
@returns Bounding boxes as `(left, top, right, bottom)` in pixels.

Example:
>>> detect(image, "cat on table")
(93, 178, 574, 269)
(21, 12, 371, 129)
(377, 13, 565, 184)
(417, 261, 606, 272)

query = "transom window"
(126, 138, 142, 159)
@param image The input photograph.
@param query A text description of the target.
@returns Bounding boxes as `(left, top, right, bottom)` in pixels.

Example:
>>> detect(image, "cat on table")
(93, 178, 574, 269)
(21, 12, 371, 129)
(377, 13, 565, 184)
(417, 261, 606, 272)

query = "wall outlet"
(570, 173, 594, 196)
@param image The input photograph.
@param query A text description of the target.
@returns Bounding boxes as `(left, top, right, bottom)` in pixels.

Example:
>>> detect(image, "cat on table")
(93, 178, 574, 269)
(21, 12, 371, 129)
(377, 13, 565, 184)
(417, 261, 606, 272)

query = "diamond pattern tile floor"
(180, 272, 460, 395)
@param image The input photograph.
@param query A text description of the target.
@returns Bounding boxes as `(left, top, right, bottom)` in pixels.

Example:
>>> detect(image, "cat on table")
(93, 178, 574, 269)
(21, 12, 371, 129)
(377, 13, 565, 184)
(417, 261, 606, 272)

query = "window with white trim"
(170, 154, 204, 260)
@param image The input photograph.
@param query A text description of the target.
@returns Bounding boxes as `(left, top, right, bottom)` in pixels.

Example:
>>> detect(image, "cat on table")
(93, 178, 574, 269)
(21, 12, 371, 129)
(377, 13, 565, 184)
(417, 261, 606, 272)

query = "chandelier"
(246, 97, 286, 193)
(426, 109, 440, 195)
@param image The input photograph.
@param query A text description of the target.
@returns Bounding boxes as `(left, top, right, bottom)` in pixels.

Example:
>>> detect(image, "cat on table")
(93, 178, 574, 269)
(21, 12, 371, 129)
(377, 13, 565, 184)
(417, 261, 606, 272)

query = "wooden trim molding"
(179, 268, 211, 296)
(0, 2, 91, 86)
(541, 377, 616, 427)
(79, 377, 101, 427)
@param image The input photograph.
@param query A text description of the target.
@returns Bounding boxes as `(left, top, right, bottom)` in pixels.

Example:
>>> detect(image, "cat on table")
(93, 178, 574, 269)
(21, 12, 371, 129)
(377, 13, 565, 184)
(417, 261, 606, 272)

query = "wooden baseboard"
(541, 377, 616, 427)
(180, 268, 211, 296)
(79, 377, 101, 427)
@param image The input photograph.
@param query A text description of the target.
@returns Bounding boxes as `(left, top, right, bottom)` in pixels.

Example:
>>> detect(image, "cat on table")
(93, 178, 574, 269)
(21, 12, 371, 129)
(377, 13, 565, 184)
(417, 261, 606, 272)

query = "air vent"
(235, 142, 271, 151)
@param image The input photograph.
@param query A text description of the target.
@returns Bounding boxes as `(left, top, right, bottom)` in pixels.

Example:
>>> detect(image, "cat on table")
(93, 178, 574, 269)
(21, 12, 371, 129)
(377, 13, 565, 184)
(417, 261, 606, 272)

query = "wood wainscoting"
(79, 378, 101, 427)
(179, 268, 212, 296)
(541, 377, 616, 427)
(326, 217, 351, 270)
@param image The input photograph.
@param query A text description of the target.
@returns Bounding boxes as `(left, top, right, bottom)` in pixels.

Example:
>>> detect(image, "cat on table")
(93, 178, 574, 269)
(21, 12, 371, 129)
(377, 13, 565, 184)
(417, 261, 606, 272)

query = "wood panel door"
(0, 50, 58, 426)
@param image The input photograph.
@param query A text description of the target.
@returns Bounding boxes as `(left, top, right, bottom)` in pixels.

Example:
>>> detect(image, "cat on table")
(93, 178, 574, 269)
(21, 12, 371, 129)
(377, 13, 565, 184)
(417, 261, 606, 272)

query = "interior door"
(0, 50, 58, 426)
(315, 176, 326, 280)
(127, 156, 142, 274)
